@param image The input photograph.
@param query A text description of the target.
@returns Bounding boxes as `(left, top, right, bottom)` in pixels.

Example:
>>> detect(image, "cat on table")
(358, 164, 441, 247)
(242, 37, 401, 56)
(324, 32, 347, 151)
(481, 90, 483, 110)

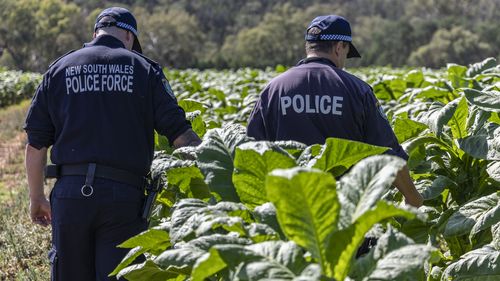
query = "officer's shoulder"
(132, 51, 162, 71)
(338, 69, 372, 92)
(48, 50, 77, 69)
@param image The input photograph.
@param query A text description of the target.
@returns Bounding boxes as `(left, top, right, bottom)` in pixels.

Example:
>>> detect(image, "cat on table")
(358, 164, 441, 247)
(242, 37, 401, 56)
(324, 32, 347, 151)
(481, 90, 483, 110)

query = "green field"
(0, 58, 499, 280)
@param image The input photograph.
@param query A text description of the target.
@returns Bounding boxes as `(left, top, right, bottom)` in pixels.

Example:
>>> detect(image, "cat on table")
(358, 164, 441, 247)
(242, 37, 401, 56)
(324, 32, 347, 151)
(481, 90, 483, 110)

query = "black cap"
(305, 15, 361, 58)
(94, 7, 142, 53)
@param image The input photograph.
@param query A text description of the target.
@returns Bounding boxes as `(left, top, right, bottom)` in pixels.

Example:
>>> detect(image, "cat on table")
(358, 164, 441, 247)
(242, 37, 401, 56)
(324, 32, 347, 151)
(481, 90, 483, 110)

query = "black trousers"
(49, 176, 147, 281)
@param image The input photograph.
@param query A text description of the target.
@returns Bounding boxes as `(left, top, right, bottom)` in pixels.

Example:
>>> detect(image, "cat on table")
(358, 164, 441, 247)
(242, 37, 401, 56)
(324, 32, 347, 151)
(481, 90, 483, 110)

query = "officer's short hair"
(305, 27, 348, 54)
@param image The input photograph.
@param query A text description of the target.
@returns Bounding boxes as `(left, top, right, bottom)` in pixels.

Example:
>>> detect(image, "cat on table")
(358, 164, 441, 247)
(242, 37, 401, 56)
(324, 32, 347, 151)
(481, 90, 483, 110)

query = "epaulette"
(132, 50, 162, 71)
(48, 50, 76, 69)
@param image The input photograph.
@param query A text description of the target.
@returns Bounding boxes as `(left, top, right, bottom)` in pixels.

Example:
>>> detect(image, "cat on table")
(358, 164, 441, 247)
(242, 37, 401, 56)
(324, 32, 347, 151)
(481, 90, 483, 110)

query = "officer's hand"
(30, 196, 51, 227)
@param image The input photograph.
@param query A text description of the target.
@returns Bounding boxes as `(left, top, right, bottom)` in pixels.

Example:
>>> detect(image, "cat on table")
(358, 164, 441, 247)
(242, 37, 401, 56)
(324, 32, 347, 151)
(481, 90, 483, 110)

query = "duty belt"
(45, 163, 146, 188)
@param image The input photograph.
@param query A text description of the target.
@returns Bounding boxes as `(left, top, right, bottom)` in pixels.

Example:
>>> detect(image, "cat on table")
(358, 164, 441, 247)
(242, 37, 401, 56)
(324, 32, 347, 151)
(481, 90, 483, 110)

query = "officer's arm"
(172, 128, 202, 148)
(25, 144, 51, 226)
(362, 90, 423, 207)
(393, 166, 424, 207)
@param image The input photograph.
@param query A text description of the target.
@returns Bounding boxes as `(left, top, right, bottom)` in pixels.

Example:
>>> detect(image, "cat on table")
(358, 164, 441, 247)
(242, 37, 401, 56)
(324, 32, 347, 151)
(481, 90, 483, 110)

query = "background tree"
(408, 27, 493, 68)
(0, 0, 498, 71)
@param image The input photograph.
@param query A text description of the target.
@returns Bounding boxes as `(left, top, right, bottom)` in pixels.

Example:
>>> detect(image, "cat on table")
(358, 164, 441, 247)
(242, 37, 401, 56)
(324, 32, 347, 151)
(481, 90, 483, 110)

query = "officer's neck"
(306, 52, 343, 69)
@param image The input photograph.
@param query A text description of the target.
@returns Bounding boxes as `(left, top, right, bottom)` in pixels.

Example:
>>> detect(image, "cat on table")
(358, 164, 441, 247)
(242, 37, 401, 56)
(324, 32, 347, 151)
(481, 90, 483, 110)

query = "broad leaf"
(275, 140, 307, 158)
(415, 176, 457, 201)
(393, 117, 428, 143)
(170, 199, 209, 243)
(191, 241, 308, 281)
(118, 229, 170, 255)
(442, 244, 500, 281)
(466, 105, 492, 136)
(327, 202, 418, 281)
(355, 245, 438, 280)
(253, 203, 285, 239)
(110, 247, 147, 276)
(444, 193, 500, 238)
(233, 141, 296, 209)
(493, 223, 500, 250)
(449, 97, 469, 139)
(410, 86, 451, 101)
(487, 161, 500, 182)
(309, 138, 389, 177)
(166, 166, 211, 199)
(447, 64, 468, 89)
(457, 125, 500, 160)
(463, 89, 500, 113)
(178, 99, 207, 113)
(154, 247, 206, 274)
(196, 123, 252, 202)
(416, 99, 460, 136)
(336, 155, 406, 228)
(265, 167, 339, 275)
(117, 260, 179, 281)
(186, 233, 252, 251)
(350, 226, 414, 279)
(466, 57, 498, 77)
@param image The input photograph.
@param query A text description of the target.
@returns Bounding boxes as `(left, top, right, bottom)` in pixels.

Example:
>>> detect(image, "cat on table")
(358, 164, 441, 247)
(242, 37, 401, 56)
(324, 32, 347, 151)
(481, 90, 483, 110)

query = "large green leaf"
(170, 199, 209, 243)
(117, 260, 179, 281)
(415, 176, 457, 201)
(233, 141, 296, 209)
(457, 125, 500, 160)
(196, 123, 252, 202)
(466, 57, 498, 77)
(350, 226, 414, 279)
(464, 89, 500, 113)
(355, 245, 438, 281)
(442, 244, 500, 281)
(326, 202, 418, 281)
(308, 138, 389, 177)
(410, 86, 451, 101)
(274, 140, 307, 158)
(178, 99, 207, 113)
(393, 117, 428, 143)
(253, 203, 285, 239)
(154, 247, 206, 274)
(487, 161, 500, 182)
(449, 97, 469, 139)
(336, 155, 406, 229)
(166, 166, 211, 199)
(416, 99, 460, 136)
(186, 233, 252, 251)
(493, 223, 500, 250)
(351, 226, 439, 281)
(444, 193, 500, 238)
(466, 105, 492, 136)
(118, 229, 170, 255)
(191, 241, 309, 281)
(265, 167, 339, 275)
(447, 64, 468, 89)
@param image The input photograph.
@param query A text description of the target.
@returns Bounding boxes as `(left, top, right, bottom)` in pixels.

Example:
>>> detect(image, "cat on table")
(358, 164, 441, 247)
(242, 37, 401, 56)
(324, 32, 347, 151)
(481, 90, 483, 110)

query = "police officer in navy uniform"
(247, 15, 423, 207)
(24, 7, 201, 280)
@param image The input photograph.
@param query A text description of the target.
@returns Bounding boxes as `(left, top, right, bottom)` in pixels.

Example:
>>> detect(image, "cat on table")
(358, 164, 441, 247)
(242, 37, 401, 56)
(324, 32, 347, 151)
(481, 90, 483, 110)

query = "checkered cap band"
(319, 34, 352, 41)
(116, 22, 138, 36)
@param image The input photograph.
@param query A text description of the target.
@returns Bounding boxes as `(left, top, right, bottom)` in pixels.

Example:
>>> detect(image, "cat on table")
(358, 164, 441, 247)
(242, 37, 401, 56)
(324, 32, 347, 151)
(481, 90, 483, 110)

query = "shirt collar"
(83, 34, 126, 49)
(297, 56, 337, 68)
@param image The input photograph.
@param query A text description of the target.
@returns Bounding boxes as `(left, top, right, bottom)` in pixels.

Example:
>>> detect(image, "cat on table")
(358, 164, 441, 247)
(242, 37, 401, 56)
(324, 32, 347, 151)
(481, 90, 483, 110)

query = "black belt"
(45, 163, 146, 188)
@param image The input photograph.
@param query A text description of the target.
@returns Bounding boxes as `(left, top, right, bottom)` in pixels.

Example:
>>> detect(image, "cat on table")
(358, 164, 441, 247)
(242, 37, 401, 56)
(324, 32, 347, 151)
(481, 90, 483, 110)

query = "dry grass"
(0, 101, 51, 281)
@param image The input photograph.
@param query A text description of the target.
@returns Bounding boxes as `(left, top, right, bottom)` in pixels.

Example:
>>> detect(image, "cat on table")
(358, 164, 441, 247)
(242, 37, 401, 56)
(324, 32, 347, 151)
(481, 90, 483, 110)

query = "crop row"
(0, 71, 41, 109)
(109, 58, 500, 281)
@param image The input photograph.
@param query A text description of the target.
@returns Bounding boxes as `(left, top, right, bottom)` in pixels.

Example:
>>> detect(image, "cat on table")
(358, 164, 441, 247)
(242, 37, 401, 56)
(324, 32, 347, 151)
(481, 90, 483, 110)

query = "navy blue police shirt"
(247, 57, 408, 160)
(24, 35, 191, 176)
